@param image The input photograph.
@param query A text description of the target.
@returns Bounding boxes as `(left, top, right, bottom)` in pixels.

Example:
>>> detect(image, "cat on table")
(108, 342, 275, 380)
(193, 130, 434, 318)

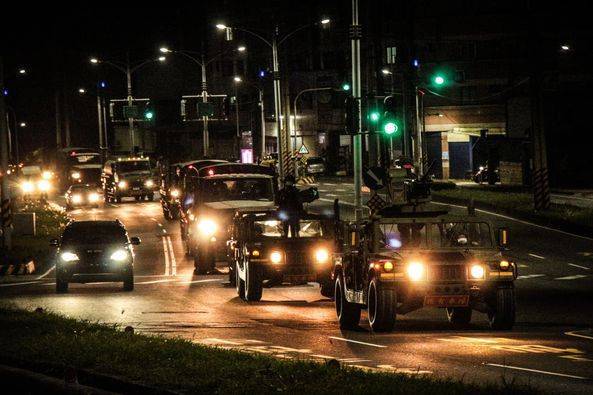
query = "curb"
(432, 195, 593, 238)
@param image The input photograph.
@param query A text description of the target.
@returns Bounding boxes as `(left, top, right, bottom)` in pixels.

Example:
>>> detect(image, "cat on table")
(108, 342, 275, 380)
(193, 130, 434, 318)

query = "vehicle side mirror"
(49, 238, 59, 247)
(498, 228, 509, 248)
(130, 237, 141, 245)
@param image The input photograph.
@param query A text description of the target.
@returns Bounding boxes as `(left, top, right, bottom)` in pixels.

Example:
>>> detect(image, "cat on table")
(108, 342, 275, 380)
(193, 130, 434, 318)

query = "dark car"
(51, 220, 141, 293)
(230, 211, 335, 301)
(65, 184, 102, 209)
(305, 157, 326, 175)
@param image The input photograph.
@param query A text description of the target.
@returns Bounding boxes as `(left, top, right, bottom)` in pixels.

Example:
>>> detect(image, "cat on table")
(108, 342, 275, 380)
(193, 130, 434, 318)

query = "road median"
(0, 307, 537, 394)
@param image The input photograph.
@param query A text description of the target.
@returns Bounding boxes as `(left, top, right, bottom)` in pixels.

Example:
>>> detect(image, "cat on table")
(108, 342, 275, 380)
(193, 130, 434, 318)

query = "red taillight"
(208, 169, 215, 176)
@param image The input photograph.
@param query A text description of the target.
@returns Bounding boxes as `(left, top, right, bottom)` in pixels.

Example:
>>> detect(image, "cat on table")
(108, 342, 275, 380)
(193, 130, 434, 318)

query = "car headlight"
(470, 264, 485, 279)
(197, 218, 217, 236)
(37, 179, 51, 192)
(170, 189, 180, 198)
(118, 181, 127, 189)
(144, 179, 154, 188)
(21, 181, 35, 193)
(270, 250, 283, 264)
(88, 192, 100, 203)
(72, 194, 83, 203)
(110, 249, 129, 262)
(60, 252, 79, 262)
(71, 172, 81, 180)
(407, 261, 425, 282)
(314, 248, 329, 263)
(499, 260, 510, 270)
(42, 171, 52, 180)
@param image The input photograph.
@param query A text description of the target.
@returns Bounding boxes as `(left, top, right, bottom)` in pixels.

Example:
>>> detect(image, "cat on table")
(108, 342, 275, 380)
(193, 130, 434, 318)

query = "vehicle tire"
(334, 274, 361, 329)
(244, 261, 263, 301)
(228, 261, 236, 287)
(56, 278, 69, 293)
(135, 196, 142, 202)
(123, 270, 134, 291)
(367, 277, 396, 332)
(236, 262, 245, 300)
(194, 248, 214, 275)
(115, 196, 122, 203)
(446, 307, 473, 325)
(319, 278, 335, 299)
(147, 193, 155, 201)
(488, 286, 516, 330)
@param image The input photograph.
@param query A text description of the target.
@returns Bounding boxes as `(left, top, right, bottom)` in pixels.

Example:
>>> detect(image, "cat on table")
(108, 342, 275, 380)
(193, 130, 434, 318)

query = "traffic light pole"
(201, 58, 210, 157)
(351, 0, 363, 221)
(0, 58, 12, 249)
(413, 86, 424, 173)
(272, 33, 286, 180)
(126, 63, 135, 151)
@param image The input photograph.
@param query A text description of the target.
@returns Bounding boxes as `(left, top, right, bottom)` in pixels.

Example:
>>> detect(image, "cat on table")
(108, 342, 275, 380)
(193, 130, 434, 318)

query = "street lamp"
(19, 122, 26, 128)
(18, 68, 27, 75)
(381, 68, 392, 75)
(217, 18, 330, 179)
(78, 88, 86, 94)
(159, 45, 246, 156)
(90, 54, 165, 151)
(233, 76, 243, 83)
(560, 44, 571, 51)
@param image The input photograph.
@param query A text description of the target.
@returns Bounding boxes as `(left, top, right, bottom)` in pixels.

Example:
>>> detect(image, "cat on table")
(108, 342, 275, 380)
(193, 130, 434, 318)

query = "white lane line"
(166, 236, 177, 276)
(555, 275, 588, 281)
(569, 263, 591, 271)
(528, 253, 545, 260)
(135, 279, 178, 285)
(177, 278, 223, 285)
(322, 183, 337, 186)
(326, 194, 338, 197)
(485, 363, 589, 380)
(0, 281, 41, 288)
(432, 201, 593, 241)
(565, 330, 593, 341)
(329, 336, 387, 348)
(36, 265, 55, 280)
(335, 189, 346, 192)
(516, 274, 546, 280)
(317, 189, 329, 193)
(162, 237, 171, 276)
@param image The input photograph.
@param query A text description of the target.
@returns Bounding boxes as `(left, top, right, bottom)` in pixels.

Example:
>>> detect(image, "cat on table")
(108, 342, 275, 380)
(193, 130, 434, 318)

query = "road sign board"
(197, 102, 214, 117)
(363, 166, 388, 190)
(123, 105, 138, 118)
(298, 144, 309, 155)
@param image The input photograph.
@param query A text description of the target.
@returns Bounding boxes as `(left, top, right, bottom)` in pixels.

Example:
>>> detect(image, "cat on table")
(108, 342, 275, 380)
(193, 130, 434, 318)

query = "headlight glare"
(197, 218, 217, 236)
(71, 172, 81, 180)
(72, 194, 83, 203)
(118, 181, 127, 189)
(145, 179, 154, 188)
(314, 248, 329, 263)
(88, 193, 100, 203)
(407, 261, 425, 281)
(37, 180, 51, 192)
(21, 181, 35, 193)
(499, 260, 510, 270)
(110, 249, 128, 262)
(470, 264, 485, 279)
(170, 189, 180, 198)
(60, 252, 79, 262)
(270, 251, 283, 264)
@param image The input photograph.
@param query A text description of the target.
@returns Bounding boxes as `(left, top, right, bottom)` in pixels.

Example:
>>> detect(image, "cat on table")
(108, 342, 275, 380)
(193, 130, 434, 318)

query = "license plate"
(424, 295, 469, 307)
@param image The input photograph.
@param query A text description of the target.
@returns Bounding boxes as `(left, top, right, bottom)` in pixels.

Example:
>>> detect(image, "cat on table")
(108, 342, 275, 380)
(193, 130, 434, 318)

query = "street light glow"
(237, 45, 246, 52)
(78, 88, 86, 94)
(321, 18, 331, 25)
(434, 75, 445, 85)
(19, 122, 27, 128)
(216, 23, 227, 30)
(90, 57, 99, 64)
(561, 44, 571, 51)
(159, 47, 171, 53)
(233, 76, 242, 83)
(18, 68, 27, 75)
(381, 68, 392, 75)
(158, 56, 166, 62)
(342, 83, 351, 91)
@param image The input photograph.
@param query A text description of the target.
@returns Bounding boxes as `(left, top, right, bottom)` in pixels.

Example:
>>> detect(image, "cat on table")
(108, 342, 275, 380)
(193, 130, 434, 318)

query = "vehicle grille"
(430, 265, 465, 281)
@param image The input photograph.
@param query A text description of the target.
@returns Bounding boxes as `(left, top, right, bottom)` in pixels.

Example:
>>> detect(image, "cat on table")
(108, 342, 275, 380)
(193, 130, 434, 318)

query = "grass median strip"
(0, 307, 537, 394)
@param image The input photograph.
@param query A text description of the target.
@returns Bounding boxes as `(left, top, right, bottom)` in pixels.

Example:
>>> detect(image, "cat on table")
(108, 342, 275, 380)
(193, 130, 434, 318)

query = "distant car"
(305, 157, 326, 175)
(65, 184, 102, 209)
(51, 220, 140, 293)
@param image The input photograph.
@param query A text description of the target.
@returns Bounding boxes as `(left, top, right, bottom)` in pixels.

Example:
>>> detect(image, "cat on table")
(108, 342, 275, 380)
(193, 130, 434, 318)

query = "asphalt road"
(1, 182, 593, 394)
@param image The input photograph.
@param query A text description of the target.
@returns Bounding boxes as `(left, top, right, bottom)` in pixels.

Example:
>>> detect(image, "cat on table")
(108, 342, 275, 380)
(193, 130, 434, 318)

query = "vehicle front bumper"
(57, 262, 132, 283)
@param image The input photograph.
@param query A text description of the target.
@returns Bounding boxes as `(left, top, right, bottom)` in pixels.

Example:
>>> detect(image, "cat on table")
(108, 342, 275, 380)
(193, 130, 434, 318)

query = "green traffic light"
(342, 83, 351, 91)
(434, 75, 445, 85)
(370, 112, 380, 122)
(144, 111, 154, 120)
(384, 121, 398, 135)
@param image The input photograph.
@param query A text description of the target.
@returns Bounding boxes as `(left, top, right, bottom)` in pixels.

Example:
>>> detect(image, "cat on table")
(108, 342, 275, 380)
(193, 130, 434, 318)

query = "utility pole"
(102, 97, 108, 153)
(259, 89, 266, 160)
(0, 58, 12, 249)
(96, 93, 104, 152)
(271, 31, 285, 180)
(413, 87, 424, 173)
(351, 0, 363, 220)
(201, 57, 209, 156)
(126, 61, 135, 151)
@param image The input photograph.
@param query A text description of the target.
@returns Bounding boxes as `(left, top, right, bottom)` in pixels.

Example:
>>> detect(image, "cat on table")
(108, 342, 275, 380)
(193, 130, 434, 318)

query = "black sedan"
(51, 220, 140, 293)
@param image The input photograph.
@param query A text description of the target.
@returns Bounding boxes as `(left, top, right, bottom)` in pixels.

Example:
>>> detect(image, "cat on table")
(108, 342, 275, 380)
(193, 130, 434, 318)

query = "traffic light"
(369, 111, 380, 123)
(344, 96, 360, 135)
(144, 110, 154, 120)
(381, 95, 401, 136)
(342, 83, 351, 91)
(430, 70, 451, 88)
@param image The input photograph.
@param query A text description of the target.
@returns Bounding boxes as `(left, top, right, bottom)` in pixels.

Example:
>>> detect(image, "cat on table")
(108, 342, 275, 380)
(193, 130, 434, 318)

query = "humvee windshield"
(203, 178, 273, 202)
(117, 161, 151, 173)
(378, 221, 493, 250)
(252, 219, 324, 238)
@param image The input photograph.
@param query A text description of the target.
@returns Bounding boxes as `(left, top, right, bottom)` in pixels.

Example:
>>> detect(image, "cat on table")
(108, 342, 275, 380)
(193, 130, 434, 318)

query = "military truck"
(101, 156, 157, 203)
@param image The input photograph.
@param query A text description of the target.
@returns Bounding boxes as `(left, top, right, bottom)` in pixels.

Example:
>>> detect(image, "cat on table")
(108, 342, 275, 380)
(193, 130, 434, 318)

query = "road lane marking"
(555, 275, 588, 281)
(162, 237, 171, 276)
(329, 336, 387, 348)
(431, 201, 593, 241)
(36, 265, 55, 279)
(569, 263, 591, 271)
(166, 236, 177, 276)
(135, 279, 178, 285)
(516, 274, 545, 280)
(177, 279, 223, 285)
(326, 194, 338, 197)
(485, 363, 590, 380)
(0, 281, 41, 287)
(565, 330, 593, 341)
(528, 253, 545, 260)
